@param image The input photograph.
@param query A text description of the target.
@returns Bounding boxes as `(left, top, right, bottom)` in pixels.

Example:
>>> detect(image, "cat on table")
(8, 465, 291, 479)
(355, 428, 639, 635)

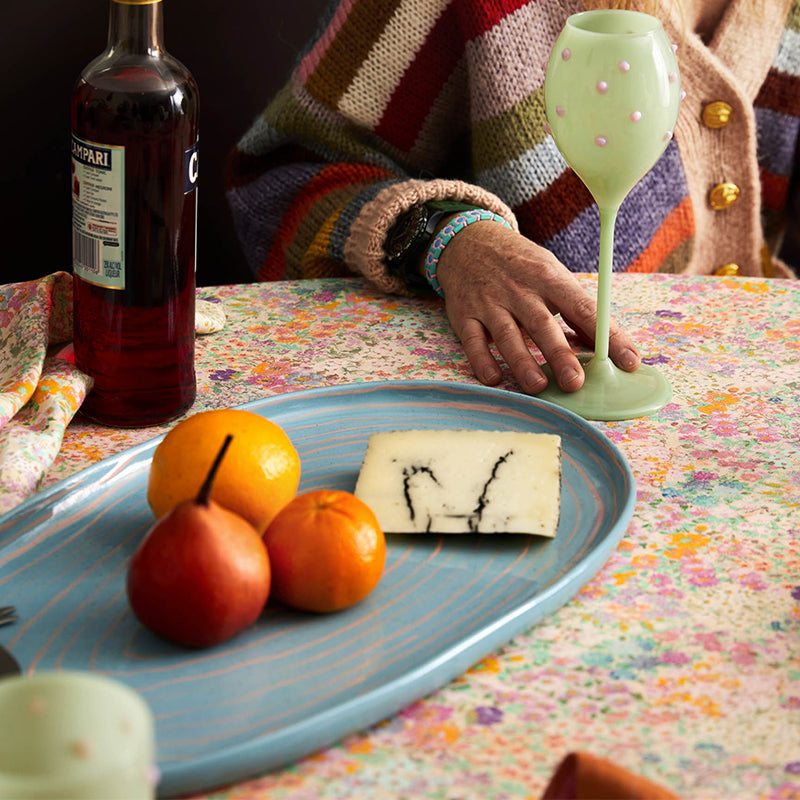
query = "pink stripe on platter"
(33, 558, 130, 673)
(56, 590, 128, 671)
(0, 451, 147, 567)
(0, 490, 125, 570)
(298, 0, 360, 81)
(562, 452, 605, 548)
(89, 606, 133, 668)
(283, 394, 571, 436)
(16, 523, 145, 667)
(4, 492, 147, 649)
(155, 635, 413, 748)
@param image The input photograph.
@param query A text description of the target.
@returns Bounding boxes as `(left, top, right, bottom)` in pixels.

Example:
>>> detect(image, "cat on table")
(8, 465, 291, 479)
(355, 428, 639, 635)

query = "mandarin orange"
(263, 489, 386, 613)
(147, 408, 300, 532)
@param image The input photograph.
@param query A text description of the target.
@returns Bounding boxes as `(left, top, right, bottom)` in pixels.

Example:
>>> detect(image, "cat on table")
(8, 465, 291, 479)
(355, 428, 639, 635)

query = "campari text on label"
(72, 139, 113, 170)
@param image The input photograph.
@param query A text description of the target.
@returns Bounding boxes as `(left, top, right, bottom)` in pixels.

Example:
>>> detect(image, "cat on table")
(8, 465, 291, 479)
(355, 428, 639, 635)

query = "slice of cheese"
(353, 430, 561, 535)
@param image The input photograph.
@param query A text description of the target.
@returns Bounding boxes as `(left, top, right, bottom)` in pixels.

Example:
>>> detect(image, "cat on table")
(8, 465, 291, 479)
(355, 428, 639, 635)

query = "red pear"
(127, 434, 271, 648)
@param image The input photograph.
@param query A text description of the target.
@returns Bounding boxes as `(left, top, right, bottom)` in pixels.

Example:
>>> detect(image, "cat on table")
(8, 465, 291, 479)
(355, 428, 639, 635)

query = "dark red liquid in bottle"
(71, 3, 198, 427)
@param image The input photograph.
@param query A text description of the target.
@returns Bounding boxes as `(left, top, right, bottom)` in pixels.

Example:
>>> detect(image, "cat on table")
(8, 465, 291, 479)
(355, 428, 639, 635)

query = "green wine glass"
(539, 9, 681, 420)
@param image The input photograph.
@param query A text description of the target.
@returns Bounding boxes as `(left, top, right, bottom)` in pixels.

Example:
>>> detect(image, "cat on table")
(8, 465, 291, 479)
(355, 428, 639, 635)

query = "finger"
(520, 313, 585, 392)
(562, 312, 640, 372)
(482, 314, 549, 394)
(607, 321, 641, 372)
(456, 317, 504, 387)
(554, 290, 600, 344)
(560, 303, 640, 373)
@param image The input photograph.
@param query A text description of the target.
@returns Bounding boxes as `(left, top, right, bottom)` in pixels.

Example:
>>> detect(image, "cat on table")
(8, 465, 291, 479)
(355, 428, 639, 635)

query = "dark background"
(4, 1, 799, 288)
(1, 0, 329, 288)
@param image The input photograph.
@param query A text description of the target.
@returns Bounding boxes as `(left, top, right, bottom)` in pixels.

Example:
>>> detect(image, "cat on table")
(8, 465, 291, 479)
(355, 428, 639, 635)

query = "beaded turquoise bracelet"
(424, 209, 512, 297)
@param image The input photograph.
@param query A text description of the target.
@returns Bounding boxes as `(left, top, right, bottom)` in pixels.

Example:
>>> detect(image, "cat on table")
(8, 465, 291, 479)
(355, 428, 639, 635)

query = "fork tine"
(0, 606, 18, 626)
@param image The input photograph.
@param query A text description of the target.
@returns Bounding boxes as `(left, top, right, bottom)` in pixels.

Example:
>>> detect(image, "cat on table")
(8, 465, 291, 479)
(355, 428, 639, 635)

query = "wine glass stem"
(595, 205, 619, 364)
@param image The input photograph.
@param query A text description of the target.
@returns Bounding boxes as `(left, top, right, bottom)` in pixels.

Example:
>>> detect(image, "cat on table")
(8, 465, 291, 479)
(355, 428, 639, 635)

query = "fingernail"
(559, 367, 582, 389)
(524, 371, 547, 393)
(481, 366, 502, 385)
(619, 349, 639, 370)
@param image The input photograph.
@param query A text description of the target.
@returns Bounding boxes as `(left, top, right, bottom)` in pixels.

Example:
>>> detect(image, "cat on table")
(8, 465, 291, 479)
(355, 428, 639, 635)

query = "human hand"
(434, 221, 641, 394)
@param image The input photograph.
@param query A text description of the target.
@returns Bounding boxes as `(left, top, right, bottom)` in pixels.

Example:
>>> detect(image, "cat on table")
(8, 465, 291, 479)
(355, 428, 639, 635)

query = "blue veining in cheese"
(353, 430, 562, 535)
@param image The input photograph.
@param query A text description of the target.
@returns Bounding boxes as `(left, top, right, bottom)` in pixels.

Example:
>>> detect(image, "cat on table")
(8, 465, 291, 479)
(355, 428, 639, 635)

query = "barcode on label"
(73, 230, 102, 274)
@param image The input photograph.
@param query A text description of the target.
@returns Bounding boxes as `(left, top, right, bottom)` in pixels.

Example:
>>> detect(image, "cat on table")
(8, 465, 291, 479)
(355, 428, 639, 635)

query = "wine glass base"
(537, 353, 672, 421)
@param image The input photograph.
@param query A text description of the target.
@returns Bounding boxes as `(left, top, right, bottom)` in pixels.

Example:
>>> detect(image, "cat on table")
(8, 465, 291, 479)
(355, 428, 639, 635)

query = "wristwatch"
(384, 200, 477, 289)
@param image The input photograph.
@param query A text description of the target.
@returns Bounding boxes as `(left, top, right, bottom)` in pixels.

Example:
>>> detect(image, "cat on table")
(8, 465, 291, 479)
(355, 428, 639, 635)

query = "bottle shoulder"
(78, 48, 198, 98)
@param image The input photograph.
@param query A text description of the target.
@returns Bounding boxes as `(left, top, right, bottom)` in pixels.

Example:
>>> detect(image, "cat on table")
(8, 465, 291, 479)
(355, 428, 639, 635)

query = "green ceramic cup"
(0, 671, 157, 799)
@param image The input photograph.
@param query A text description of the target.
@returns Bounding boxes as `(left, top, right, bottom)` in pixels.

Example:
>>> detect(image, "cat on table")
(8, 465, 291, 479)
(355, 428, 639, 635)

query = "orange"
(147, 408, 301, 532)
(263, 489, 386, 613)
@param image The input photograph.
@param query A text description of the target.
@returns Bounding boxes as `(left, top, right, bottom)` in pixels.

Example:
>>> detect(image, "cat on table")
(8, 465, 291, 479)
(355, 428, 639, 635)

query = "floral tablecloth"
(18, 275, 800, 798)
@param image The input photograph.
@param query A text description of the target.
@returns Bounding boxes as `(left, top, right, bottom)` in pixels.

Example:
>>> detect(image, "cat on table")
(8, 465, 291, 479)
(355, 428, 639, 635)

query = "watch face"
(385, 205, 428, 264)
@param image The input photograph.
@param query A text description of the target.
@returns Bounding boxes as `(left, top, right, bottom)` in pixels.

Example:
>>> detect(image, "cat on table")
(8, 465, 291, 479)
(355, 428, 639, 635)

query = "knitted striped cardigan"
(226, 0, 800, 293)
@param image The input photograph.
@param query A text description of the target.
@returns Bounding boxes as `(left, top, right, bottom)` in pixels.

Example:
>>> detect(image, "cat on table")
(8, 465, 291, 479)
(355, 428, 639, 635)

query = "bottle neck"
(107, 0, 164, 56)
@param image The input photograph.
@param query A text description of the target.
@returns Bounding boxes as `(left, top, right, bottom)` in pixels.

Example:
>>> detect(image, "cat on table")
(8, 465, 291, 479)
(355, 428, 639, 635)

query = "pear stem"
(196, 434, 234, 506)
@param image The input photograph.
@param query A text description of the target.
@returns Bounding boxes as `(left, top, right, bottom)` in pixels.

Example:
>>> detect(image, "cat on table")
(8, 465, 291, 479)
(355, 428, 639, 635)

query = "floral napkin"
(0, 271, 224, 516)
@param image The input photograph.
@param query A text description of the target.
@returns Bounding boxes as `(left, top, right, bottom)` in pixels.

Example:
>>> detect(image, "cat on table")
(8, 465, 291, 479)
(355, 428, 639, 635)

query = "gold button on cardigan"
(702, 101, 733, 129)
(714, 263, 740, 276)
(709, 182, 741, 210)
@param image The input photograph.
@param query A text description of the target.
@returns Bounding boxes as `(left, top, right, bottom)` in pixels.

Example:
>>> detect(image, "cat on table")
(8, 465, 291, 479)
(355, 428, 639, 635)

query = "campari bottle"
(71, 0, 198, 427)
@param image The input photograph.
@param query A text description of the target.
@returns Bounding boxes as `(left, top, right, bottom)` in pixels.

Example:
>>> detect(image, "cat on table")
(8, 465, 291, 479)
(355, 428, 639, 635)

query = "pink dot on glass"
(664, 131, 674, 142)
(28, 697, 46, 715)
(556, 105, 565, 117)
(618, 61, 630, 72)
(595, 135, 608, 147)
(597, 81, 608, 94)
(544, 123, 552, 135)
(669, 72, 677, 83)
(680, 89, 687, 100)
(630, 110, 642, 122)
(561, 48, 571, 61)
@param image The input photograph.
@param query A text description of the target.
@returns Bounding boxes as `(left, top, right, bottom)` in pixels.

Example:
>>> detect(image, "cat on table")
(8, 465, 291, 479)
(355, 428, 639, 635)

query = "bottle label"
(186, 138, 199, 273)
(185, 140, 199, 195)
(71, 134, 126, 290)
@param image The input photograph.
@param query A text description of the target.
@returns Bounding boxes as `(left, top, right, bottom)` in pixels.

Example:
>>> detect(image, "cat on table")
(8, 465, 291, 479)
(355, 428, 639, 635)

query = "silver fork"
(0, 606, 18, 627)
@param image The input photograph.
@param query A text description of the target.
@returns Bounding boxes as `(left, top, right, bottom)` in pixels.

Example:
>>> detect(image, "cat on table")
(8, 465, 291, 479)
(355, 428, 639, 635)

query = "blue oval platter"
(0, 381, 635, 797)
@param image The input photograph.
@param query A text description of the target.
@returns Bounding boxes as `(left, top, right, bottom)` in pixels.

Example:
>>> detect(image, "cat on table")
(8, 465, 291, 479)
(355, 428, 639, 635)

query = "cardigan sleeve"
(224, 0, 517, 295)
